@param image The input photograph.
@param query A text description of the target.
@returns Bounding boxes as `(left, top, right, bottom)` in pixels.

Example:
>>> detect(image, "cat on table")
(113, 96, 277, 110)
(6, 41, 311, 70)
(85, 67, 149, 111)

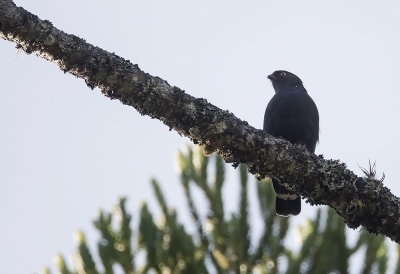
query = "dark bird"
(264, 70, 319, 216)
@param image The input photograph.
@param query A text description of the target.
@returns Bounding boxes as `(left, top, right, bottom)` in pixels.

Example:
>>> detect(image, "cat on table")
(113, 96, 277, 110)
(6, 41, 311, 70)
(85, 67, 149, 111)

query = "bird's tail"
(275, 196, 301, 217)
(272, 178, 301, 216)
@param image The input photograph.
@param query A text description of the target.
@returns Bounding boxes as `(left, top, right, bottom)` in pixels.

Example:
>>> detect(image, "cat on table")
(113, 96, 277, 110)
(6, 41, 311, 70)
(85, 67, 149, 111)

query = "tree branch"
(1, 0, 399, 243)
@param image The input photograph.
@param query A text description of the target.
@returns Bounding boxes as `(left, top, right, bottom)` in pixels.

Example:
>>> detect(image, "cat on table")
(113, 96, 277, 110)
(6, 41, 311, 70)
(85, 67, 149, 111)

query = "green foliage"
(93, 198, 135, 274)
(43, 146, 397, 274)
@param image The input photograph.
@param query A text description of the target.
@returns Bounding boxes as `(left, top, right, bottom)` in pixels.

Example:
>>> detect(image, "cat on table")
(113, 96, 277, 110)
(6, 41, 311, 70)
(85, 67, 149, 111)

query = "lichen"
(44, 34, 55, 45)
(185, 103, 197, 117)
(209, 121, 227, 134)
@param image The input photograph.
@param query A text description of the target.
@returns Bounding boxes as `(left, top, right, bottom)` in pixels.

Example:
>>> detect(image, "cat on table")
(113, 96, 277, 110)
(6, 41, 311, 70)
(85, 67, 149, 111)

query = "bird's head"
(268, 70, 303, 92)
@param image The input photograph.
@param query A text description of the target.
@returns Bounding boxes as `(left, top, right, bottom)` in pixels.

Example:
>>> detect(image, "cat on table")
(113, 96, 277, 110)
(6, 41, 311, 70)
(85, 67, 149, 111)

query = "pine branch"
(1, 0, 400, 243)
(74, 231, 99, 274)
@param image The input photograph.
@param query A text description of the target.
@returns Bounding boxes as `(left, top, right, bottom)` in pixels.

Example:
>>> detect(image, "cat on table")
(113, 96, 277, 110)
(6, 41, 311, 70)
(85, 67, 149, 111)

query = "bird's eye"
(280, 72, 287, 76)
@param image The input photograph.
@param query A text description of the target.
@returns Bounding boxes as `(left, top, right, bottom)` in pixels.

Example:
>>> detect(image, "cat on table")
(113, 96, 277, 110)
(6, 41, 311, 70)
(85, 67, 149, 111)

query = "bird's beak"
(267, 74, 275, 81)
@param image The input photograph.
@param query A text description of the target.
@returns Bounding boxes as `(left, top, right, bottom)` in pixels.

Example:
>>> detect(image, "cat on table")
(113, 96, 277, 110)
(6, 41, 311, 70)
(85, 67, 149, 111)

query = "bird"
(264, 70, 319, 216)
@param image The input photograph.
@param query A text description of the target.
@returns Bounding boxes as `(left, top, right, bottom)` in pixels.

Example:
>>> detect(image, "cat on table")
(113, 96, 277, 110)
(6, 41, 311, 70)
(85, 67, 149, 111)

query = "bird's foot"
(296, 144, 307, 151)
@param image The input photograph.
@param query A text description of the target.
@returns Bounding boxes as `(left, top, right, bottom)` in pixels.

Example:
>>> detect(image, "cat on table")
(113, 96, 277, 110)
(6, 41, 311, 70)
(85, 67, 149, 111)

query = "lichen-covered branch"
(1, 0, 399, 243)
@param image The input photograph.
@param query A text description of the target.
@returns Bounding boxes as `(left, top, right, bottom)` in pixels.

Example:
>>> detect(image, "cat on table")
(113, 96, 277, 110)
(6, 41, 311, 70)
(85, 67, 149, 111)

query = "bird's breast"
(264, 88, 319, 151)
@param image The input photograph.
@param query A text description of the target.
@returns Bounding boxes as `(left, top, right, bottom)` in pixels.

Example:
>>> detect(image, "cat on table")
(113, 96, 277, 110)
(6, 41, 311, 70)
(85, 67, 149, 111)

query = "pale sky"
(1, 1, 400, 273)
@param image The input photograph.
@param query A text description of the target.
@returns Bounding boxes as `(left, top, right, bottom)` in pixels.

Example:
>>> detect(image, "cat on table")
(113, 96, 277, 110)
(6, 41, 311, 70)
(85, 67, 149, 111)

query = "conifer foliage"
(44, 146, 398, 274)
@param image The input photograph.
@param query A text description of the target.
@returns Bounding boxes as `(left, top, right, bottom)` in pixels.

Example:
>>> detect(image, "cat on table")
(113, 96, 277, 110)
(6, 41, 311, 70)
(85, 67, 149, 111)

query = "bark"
(1, 0, 399, 243)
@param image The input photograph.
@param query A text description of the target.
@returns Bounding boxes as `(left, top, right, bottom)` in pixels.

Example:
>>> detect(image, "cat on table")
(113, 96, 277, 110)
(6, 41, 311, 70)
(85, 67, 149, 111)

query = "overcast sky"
(1, 0, 400, 273)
